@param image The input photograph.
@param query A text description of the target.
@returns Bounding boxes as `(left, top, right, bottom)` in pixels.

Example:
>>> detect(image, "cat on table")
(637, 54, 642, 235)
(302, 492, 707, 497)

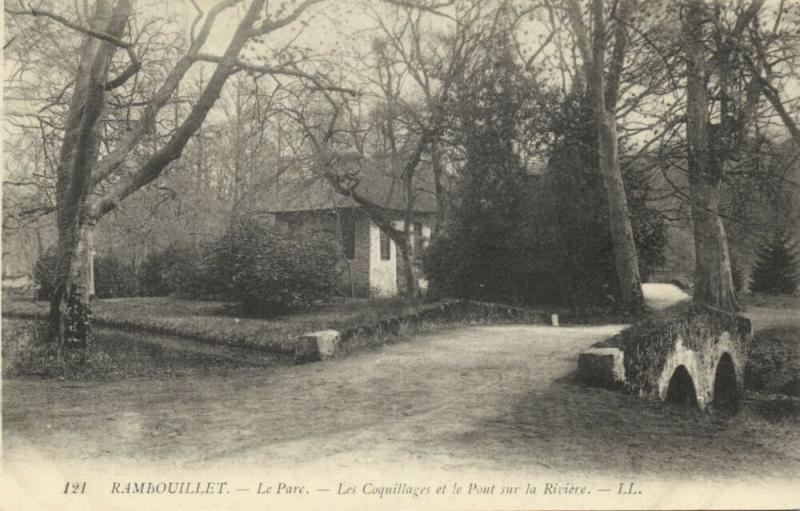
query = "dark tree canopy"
(750, 234, 800, 295)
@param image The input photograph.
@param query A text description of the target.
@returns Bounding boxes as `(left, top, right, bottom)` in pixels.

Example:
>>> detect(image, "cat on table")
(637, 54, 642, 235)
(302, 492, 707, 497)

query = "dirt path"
(4, 323, 800, 479)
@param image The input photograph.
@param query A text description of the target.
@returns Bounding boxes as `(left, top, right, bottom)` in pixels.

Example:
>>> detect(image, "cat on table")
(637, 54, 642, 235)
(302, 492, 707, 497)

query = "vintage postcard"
(2, 0, 799, 509)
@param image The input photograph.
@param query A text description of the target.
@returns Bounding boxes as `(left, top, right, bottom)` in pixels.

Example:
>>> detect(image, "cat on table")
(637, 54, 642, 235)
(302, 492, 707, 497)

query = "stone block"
(578, 347, 626, 388)
(295, 330, 341, 363)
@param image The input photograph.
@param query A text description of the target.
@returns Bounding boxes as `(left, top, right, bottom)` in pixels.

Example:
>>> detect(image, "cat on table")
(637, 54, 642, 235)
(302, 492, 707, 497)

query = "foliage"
(93, 255, 139, 298)
(536, 95, 667, 307)
(749, 234, 800, 295)
(208, 217, 339, 316)
(745, 326, 800, 396)
(423, 28, 552, 305)
(425, 87, 666, 308)
(139, 244, 211, 299)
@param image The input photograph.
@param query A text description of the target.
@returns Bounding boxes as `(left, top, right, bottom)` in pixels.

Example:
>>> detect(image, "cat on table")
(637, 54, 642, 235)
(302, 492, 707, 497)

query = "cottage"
(263, 155, 438, 297)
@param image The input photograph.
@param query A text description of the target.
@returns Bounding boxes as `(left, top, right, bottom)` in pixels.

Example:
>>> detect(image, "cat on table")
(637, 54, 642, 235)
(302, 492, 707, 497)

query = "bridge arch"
(665, 365, 699, 407)
(712, 352, 738, 410)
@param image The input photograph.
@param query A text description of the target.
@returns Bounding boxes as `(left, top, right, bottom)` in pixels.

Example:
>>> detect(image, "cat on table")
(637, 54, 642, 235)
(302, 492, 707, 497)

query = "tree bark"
(689, 178, 739, 309)
(55, 219, 96, 358)
(683, 0, 740, 311)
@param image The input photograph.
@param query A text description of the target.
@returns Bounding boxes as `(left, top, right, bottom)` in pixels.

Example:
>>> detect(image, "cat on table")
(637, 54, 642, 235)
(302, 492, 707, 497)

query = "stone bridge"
(578, 303, 752, 411)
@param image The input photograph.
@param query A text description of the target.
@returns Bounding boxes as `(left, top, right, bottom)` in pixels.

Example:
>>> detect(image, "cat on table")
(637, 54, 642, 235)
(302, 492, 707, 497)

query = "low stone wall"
(4, 300, 548, 364)
(579, 303, 752, 410)
(578, 347, 625, 389)
(295, 300, 550, 363)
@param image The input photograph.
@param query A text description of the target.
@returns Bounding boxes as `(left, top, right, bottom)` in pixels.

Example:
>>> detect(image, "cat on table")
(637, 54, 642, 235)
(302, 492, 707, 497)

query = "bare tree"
(5, 0, 344, 354)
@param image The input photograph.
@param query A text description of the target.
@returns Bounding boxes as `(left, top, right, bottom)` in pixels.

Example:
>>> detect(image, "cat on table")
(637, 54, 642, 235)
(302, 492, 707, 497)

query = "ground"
(3, 286, 800, 487)
(5, 306, 800, 479)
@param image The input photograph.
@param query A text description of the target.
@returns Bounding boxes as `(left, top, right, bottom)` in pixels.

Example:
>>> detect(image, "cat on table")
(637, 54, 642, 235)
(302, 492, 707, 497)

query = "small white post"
(551, 313, 559, 327)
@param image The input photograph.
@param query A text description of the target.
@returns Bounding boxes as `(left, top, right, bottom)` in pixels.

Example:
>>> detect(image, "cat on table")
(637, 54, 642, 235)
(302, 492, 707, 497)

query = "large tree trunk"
(689, 179, 739, 309)
(597, 112, 645, 313)
(402, 162, 421, 298)
(49, 0, 130, 350)
(53, 220, 96, 357)
(684, 0, 740, 311)
(588, 0, 645, 314)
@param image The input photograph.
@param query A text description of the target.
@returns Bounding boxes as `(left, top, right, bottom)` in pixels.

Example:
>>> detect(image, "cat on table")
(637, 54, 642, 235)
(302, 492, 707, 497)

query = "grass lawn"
(2, 296, 429, 354)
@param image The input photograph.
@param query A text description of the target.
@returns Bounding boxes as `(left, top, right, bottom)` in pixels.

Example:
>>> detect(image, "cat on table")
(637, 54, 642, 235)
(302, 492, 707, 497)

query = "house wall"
(369, 219, 397, 297)
(271, 210, 434, 298)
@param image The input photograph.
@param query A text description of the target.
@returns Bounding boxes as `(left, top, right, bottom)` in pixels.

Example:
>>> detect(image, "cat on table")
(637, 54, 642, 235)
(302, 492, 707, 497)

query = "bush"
(94, 254, 139, 298)
(139, 244, 211, 298)
(207, 217, 338, 316)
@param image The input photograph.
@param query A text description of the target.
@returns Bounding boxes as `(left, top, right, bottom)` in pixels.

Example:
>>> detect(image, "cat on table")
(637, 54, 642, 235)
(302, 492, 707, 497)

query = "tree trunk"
(689, 179, 739, 310)
(400, 239, 420, 298)
(597, 112, 646, 313)
(56, 220, 96, 357)
(402, 163, 421, 298)
(684, 0, 740, 311)
(588, 0, 645, 314)
(47, 0, 131, 350)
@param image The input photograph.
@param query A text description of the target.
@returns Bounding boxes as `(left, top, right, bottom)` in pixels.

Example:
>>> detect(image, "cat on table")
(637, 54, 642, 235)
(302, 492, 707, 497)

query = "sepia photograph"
(2, 0, 799, 509)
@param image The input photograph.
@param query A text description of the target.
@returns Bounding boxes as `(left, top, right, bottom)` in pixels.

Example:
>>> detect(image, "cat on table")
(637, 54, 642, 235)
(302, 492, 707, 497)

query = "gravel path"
(4, 322, 800, 478)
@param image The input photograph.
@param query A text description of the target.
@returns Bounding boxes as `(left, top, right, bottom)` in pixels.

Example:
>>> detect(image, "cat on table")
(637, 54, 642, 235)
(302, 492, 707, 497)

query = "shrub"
(93, 254, 139, 298)
(208, 217, 338, 316)
(139, 244, 211, 298)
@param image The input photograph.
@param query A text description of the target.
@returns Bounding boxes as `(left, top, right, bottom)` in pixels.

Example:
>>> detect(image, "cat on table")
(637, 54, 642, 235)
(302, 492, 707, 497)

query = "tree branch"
(105, 45, 141, 89)
(194, 53, 358, 95)
(89, 0, 244, 189)
(565, 0, 592, 82)
(5, 5, 132, 48)
(250, 0, 325, 36)
(605, 0, 634, 112)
